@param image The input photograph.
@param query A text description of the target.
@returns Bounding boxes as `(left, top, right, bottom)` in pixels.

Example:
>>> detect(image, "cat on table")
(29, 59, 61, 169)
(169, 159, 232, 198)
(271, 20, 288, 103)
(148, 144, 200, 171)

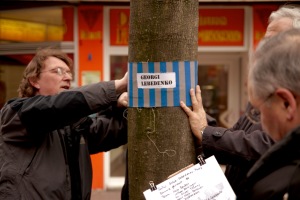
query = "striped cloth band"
(128, 61, 198, 107)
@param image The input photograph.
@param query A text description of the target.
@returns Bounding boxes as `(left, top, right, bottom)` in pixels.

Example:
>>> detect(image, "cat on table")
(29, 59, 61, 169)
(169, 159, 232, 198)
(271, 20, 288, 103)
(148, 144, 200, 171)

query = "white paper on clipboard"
(143, 155, 235, 200)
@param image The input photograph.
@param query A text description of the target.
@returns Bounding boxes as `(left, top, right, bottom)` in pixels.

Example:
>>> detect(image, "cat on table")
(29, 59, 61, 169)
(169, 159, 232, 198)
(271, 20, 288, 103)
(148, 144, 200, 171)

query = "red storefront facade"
(0, 1, 282, 189)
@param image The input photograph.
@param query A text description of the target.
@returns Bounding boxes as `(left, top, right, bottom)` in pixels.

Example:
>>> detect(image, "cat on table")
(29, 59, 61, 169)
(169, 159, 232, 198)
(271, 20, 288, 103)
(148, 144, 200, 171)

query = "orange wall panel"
(78, 5, 103, 86)
(110, 8, 130, 46)
(78, 5, 104, 189)
(90, 153, 104, 189)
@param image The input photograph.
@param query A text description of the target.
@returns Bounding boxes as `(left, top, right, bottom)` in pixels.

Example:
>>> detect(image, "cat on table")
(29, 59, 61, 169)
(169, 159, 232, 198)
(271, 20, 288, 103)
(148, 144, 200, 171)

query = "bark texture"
(128, 1, 199, 199)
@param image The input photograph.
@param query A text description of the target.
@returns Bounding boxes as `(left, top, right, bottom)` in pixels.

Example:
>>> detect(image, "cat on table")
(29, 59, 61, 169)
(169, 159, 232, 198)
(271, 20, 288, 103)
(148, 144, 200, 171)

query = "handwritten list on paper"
(143, 156, 235, 200)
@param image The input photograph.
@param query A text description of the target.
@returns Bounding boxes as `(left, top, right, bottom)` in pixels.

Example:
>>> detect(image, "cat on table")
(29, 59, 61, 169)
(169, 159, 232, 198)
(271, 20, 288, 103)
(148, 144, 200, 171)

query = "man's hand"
(180, 85, 207, 142)
(115, 72, 128, 94)
(117, 92, 128, 107)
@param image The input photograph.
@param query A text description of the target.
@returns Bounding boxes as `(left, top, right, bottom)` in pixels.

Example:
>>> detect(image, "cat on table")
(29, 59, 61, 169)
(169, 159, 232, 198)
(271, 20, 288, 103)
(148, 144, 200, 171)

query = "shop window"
(109, 55, 128, 178)
(198, 64, 228, 126)
(0, 6, 73, 43)
(110, 55, 128, 177)
(110, 55, 128, 80)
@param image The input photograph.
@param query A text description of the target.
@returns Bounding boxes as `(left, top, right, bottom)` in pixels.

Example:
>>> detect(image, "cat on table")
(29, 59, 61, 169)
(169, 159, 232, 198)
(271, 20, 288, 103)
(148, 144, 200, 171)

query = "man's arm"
(86, 106, 127, 153)
(2, 81, 120, 137)
(202, 119, 274, 165)
(181, 86, 275, 165)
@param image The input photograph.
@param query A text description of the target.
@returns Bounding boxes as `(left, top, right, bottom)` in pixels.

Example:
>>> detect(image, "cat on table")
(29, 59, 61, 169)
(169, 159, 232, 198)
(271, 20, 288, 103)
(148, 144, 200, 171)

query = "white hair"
(249, 29, 300, 100)
(269, 4, 300, 29)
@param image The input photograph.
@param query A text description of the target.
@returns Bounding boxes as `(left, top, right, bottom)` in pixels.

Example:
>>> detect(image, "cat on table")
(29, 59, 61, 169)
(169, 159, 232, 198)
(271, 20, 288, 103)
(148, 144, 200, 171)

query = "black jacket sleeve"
(1, 81, 118, 142)
(85, 106, 127, 154)
(202, 103, 275, 165)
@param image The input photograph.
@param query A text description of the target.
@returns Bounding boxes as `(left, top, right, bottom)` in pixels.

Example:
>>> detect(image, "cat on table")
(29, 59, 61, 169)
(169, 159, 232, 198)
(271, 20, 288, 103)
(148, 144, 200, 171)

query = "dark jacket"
(237, 126, 300, 200)
(202, 103, 275, 193)
(0, 81, 127, 200)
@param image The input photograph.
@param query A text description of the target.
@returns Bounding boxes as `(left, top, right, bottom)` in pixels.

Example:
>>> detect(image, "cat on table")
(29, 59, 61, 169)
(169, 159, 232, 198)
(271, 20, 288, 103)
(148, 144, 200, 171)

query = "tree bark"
(128, 1, 199, 199)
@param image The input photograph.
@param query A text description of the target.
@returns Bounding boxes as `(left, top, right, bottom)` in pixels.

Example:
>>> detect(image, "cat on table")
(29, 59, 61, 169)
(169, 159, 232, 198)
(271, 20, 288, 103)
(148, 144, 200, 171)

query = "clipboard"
(143, 155, 236, 200)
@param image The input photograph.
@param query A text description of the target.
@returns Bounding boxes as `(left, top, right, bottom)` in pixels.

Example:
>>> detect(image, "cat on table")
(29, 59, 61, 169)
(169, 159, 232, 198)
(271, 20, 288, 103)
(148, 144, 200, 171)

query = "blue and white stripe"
(128, 61, 198, 107)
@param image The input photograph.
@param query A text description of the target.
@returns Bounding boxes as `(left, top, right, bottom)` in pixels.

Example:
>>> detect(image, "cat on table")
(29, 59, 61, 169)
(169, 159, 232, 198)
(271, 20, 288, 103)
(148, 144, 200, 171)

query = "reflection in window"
(198, 64, 228, 126)
(0, 7, 73, 43)
(0, 64, 24, 106)
(110, 55, 128, 80)
(109, 55, 128, 177)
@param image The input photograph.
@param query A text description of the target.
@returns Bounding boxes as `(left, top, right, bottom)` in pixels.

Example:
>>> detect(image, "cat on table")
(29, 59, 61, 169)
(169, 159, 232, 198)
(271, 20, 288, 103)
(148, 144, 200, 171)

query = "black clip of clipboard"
(149, 181, 157, 191)
(197, 154, 206, 166)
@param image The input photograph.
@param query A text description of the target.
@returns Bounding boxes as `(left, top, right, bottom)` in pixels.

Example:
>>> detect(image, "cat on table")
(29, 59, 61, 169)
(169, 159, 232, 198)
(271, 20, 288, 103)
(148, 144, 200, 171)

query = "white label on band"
(137, 72, 176, 89)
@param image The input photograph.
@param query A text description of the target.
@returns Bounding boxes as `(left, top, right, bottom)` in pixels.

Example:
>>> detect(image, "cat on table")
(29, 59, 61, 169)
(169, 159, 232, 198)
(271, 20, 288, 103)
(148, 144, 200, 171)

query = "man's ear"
(29, 77, 40, 89)
(275, 88, 297, 120)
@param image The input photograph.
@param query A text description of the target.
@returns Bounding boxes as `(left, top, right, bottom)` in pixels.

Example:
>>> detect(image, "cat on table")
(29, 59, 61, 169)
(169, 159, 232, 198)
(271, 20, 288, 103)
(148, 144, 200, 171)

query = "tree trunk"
(128, 1, 199, 199)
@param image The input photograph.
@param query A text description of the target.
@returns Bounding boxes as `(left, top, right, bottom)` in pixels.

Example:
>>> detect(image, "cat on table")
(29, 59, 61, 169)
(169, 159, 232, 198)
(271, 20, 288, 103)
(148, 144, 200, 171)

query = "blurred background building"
(0, 0, 294, 191)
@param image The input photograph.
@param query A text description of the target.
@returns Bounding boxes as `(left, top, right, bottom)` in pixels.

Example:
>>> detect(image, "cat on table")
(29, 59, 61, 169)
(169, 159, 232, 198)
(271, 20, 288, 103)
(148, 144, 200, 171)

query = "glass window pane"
(198, 64, 228, 126)
(0, 7, 73, 43)
(110, 55, 128, 80)
(109, 55, 128, 177)
(0, 55, 29, 108)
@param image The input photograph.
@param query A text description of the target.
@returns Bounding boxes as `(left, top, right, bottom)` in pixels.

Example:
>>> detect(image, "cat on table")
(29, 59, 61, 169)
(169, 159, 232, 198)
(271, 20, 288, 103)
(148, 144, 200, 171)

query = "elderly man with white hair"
(179, 4, 300, 195)
(237, 28, 300, 200)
